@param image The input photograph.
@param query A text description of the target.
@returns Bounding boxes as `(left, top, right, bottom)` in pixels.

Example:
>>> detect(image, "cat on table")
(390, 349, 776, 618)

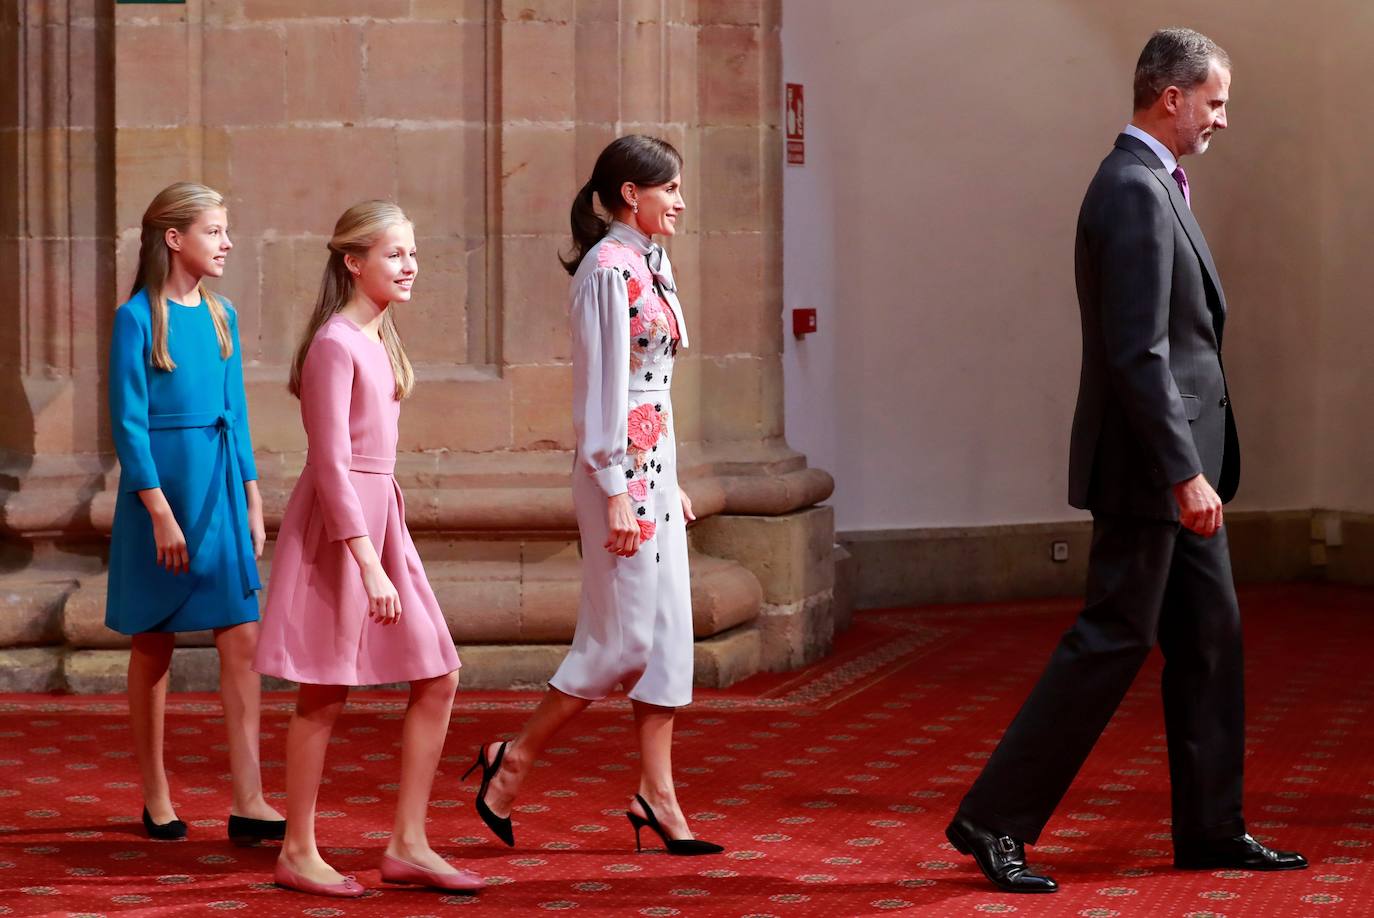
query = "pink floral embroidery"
(630, 311, 648, 337)
(597, 240, 639, 274)
(638, 296, 663, 324)
(627, 276, 643, 305)
(637, 519, 657, 542)
(627, 478, 649, 502)
(662, 299, 680, 339)
(650, 310, 671, 339)
(627, 403, 662, 450)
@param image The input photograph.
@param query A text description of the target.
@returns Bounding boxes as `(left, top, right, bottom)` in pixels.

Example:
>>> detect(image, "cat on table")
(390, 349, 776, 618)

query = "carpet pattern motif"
(1, 584, 1370, 916)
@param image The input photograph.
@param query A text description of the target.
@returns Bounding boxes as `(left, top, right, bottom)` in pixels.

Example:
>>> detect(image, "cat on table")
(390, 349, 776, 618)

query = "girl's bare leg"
(386, 670, 461, 871)
(213, 622, 282, 820)
(277, 683, 349, 885)
(129, 632, 177, 824)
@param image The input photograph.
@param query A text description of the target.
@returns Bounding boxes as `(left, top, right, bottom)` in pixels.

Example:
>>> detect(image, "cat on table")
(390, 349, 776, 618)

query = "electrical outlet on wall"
(1051, 540, 1070, 563)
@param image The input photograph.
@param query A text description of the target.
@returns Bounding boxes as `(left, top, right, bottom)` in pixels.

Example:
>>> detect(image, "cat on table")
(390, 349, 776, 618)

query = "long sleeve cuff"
(593, 464, 628, 497)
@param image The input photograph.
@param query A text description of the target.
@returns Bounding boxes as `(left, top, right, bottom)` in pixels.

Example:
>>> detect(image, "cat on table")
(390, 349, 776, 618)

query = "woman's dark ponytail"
(561, 180, 607, 275)
(560, 134, 683, 276)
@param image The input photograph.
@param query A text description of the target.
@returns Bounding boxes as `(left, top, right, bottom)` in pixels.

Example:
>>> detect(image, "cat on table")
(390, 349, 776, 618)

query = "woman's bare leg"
(481, 686, 591, 817)
(628, 700, 693, 838)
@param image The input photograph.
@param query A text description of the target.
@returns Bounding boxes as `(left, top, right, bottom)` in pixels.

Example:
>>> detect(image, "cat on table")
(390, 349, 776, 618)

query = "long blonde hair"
(128, 182, 233, 371)
(288, 201, 416, 401)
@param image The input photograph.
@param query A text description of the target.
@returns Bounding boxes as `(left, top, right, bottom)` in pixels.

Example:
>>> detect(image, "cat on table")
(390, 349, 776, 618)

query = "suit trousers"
(956, 513, 1247, 846)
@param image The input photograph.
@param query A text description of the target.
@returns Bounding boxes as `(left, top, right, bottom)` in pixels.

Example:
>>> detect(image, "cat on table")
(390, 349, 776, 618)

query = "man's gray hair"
(1133, 28, 1231, 111)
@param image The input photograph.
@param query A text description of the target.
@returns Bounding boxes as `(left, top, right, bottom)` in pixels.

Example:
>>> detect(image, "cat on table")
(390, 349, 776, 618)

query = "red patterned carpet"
(2, 583, 1372, 917)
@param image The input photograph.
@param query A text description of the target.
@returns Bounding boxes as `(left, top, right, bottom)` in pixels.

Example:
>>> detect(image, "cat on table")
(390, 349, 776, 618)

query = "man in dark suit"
(944, 28, 1307, 893)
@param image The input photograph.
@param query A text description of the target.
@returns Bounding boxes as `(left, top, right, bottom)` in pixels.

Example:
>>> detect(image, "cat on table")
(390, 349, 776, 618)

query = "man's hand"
(1173, 473, 1223, 537)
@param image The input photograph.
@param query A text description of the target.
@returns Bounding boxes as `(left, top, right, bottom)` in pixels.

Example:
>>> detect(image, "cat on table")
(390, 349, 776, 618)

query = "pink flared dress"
(254, 315, 460, 685)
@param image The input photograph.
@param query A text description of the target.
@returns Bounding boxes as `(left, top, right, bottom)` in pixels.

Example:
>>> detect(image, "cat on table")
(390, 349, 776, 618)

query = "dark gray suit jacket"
(1068, 133, 1239, 521)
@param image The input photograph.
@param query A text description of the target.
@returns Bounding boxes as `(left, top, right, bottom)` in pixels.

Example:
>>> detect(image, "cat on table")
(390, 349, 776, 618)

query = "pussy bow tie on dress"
(646, 243, 676, 292)
(645, 243, 689, 349)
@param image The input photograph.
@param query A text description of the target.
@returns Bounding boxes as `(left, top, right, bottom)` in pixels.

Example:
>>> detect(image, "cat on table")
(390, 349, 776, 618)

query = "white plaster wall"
(1314, 1, 1374, 514)
(783, 0, 1332, 532)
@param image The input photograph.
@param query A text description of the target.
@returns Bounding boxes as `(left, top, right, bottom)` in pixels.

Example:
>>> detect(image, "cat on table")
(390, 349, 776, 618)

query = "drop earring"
(632, 202, 639, 215)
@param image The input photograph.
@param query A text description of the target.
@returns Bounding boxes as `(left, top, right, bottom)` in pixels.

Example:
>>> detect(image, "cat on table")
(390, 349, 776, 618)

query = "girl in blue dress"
(107, 182, 284, 844)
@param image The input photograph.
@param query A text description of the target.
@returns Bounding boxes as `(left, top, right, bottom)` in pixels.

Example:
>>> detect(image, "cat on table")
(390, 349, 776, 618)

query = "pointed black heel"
(625, 794, 723, 856)
(142, 807, 188, 841)
(227, 814, 286, 846)
(463, 741, 515, 847)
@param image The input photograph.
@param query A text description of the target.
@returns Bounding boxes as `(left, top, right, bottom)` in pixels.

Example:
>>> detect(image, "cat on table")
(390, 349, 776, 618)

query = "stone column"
(0, 0, 115, 691)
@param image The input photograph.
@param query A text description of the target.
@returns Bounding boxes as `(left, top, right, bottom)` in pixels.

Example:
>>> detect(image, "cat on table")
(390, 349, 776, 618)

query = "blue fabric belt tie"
(147, 409, 258, 598)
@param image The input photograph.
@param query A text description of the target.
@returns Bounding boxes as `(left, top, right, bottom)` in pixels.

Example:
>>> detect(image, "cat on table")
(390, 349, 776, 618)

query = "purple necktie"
(1172, 165, 1191, 207)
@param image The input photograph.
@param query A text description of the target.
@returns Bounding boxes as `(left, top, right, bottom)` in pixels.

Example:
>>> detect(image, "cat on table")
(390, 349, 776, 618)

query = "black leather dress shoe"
(1174, 833, 1308, 871)
(945, 815, 1058, 893)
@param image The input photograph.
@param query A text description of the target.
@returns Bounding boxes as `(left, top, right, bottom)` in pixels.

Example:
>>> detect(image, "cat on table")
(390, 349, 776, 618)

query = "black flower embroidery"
(644, 372, 653, 382)
(637, 507, 646, 517)
(638, 338, 649, 347)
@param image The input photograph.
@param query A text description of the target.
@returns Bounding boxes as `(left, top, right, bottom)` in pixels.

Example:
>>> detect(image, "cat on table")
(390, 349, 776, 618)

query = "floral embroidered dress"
(550, 220, 693, 709)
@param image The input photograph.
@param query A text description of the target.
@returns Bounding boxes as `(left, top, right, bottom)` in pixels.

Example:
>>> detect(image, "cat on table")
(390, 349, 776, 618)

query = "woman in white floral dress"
(464, 135, 722, 857)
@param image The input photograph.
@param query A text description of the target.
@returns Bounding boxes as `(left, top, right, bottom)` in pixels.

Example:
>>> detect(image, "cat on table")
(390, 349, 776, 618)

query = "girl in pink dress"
(254, 201, 480, 898)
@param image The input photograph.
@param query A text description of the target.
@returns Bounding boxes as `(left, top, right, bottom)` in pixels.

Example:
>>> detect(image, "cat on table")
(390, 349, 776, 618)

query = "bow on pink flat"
(273, 860, 366, 898)
(380, 853, 485, 892)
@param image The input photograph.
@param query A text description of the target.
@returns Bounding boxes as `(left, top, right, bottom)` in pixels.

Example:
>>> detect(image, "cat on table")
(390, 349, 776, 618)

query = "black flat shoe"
(228, 814, 286, 846)
(142, 807, 188, 841)
(945, 815, 1057, 893)
(626, 794, 723, 856)
(1174, 833, 1308, 871)
(462, 741, 515, 847)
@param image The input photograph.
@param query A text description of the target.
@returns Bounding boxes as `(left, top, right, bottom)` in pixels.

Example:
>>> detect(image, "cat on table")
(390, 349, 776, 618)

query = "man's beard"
(1184, 124, 1213, 156)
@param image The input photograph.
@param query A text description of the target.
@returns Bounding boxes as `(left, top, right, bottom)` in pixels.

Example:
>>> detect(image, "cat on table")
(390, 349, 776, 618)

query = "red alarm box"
(792, 308, 817, 337)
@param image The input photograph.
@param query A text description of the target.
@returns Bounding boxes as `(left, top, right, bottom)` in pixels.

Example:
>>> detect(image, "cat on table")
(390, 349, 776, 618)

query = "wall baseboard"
(1318, 511, 1374, 586)
(840, 509, 1356, 609)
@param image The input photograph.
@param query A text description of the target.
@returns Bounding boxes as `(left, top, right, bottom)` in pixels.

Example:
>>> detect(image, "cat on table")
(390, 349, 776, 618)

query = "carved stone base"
(8, 508, 847, 694)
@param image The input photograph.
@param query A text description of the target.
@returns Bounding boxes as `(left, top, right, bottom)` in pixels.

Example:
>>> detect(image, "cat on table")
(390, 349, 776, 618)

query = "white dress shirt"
(1123, 123, 1179, 176)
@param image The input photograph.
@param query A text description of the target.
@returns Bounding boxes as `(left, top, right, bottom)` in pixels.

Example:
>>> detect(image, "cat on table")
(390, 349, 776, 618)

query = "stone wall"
(0, 0, 840, 693)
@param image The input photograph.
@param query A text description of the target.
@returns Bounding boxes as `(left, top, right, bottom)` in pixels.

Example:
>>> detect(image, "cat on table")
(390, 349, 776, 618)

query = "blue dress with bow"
(106, 289, 262, 634)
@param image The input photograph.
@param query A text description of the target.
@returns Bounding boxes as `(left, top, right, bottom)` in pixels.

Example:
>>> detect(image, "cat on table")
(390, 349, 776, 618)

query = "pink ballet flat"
(273, 860, 366, 898)
(380, 853, 485, 892)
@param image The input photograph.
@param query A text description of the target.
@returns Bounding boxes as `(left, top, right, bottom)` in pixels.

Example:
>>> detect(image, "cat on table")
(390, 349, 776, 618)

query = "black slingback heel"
(625, 794, 723, 856)
(463, 741, 515, 847)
